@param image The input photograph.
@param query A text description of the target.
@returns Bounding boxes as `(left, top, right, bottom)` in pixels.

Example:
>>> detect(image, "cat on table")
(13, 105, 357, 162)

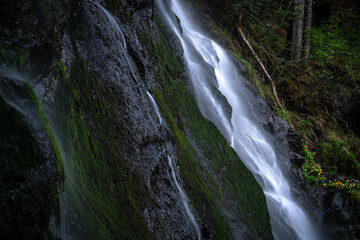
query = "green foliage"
(302, 141, 359, 193)
(324, 179, 358, 193)
(295, 118, 313, 138)
(320, 140, 359, 178)
(228, 0, 263, 15)
(302, 143, 325, 184)
(311, 16, 360, 95)
(303, 119, 312, 127)
(275, 108, 292, 125)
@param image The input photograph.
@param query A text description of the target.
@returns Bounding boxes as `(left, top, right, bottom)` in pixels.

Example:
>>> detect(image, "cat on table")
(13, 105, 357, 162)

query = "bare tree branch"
(236, 19, 294, 128)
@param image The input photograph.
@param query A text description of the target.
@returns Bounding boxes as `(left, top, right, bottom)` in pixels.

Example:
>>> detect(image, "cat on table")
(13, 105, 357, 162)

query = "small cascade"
(156, 0, 321, 239)
(147, 91, 201, 240)
(147, 92, 163, 125)
(0, 66, 33, 116)
(0, 66, 71, 239)
(90, 1, 137, 80)
(59, 191, 69, 240)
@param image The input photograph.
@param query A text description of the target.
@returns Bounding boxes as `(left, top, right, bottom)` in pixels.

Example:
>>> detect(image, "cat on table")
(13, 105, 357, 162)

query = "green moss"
(153, 19, 183, 76)
(142, 18, 273, 239)
(25, 83, 65, 181)
(153, 88, 234, 239)
(0, 46, 29, 71)
(55, 59, 67, 79)
(233, 53, 275, 103)
(54, 60, 151, 239)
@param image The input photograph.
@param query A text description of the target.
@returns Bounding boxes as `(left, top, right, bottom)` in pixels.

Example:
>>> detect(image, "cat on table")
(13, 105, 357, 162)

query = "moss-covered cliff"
(0, 0, 274, 239)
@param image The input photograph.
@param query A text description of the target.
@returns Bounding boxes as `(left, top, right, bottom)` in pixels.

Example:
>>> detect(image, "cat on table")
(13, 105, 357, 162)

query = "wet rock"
(309, 186, 360, 239)
(331, 192, 343, 210)
(1, 0, 274, 239)
(0, 91, 60, 239)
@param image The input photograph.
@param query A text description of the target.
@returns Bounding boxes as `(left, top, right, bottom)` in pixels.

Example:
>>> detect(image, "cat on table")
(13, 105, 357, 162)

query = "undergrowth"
(302, 141, 360, 194)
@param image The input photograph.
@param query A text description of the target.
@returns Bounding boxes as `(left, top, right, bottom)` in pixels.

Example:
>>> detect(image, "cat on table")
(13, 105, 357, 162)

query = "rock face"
(301, 181, 360, 239)
(321, 191, 360, 239)
(0, 81, 61, 239)
(0, 0, 274, 239)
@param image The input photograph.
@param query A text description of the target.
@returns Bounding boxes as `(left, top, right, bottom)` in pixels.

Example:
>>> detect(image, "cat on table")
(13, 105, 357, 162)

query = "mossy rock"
(0, 94, 60, 239)
(143, 16, 273, 239)
(53, 60, 152, 240)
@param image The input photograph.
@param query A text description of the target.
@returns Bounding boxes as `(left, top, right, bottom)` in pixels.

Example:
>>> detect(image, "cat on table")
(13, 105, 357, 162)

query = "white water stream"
(147, 92, 201, 239)
(157, 0, 321, 239)
(91, 1, 137, 80)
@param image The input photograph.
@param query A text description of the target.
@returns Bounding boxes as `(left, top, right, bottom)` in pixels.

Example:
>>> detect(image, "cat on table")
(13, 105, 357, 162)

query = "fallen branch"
(236, 21, 294, 128)
(248, 26, 275, 66)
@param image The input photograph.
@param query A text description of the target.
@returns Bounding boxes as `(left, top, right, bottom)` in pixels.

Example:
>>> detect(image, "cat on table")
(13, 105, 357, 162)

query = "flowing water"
(90, 1, 138, 81)
(156, 0, 321, 239)
(0, 1, 323, 238)
(147, 92, 201, 239)
(0, 66, 71, 239)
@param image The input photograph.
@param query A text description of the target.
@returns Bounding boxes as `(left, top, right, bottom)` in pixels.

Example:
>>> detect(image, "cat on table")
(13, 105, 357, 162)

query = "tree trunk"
(290, 0, 305, 61)
(303, 0, 312, 58)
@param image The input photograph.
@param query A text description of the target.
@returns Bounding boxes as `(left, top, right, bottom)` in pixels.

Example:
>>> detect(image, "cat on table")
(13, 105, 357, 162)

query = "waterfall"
(147, 92, 201, 239)
(0, 66, 33, 116)
(156, 0, 321, 239)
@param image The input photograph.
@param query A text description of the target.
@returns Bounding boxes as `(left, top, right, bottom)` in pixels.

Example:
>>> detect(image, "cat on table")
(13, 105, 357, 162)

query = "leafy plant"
(311, 15, 360, 97)
(302, 141, 359, 193)
(320, 140, 359, 178)
(302, 142, 324, 183)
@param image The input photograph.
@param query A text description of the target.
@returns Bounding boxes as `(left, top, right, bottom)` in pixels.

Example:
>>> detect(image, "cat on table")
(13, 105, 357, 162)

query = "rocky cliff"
(0, 0, 273, 239)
